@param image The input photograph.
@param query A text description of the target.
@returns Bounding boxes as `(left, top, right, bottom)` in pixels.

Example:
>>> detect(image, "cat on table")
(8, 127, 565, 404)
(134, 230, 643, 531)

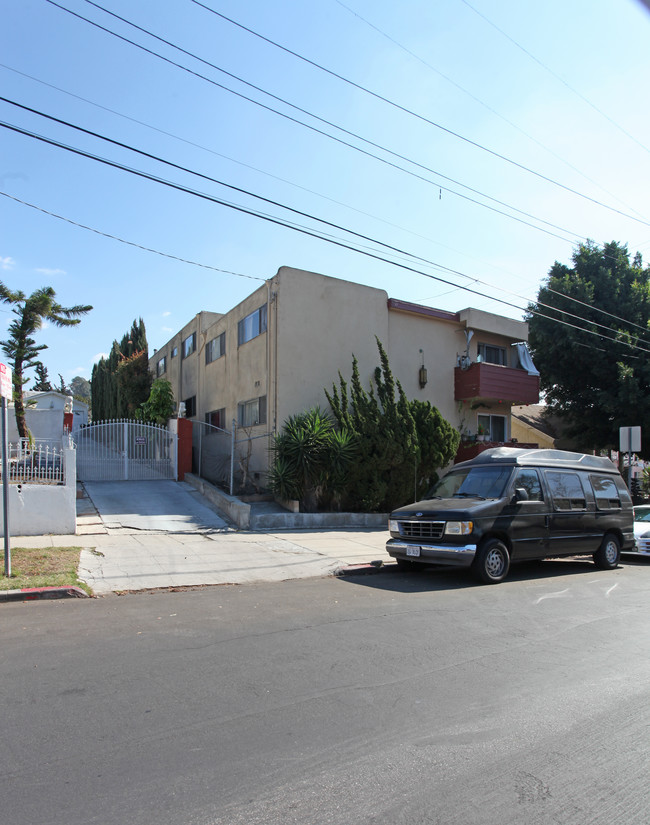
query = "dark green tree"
(526, 240, 650, 456)
(91, 319, 150, 420)
(32, 361, 53, 392)
(56, 374, 70, 395)
(326, 338, 458, 511)
(0, 284, 92, 438)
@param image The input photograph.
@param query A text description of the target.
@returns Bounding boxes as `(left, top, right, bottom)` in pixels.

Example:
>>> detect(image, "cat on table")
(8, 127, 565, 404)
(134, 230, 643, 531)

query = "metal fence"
(194, 421, 272, 495)
(75, 419, 177, 481)
(4, 438, 67, 484)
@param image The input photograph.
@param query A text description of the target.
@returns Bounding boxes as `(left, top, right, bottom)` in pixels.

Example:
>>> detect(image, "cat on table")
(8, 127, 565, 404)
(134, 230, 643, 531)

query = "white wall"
(0, 447, 77, 536)
(8, 408, 65, 442)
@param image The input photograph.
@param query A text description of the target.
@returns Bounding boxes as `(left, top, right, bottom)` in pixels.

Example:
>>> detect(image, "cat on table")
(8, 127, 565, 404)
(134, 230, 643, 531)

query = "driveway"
(83, 480, 230, 533)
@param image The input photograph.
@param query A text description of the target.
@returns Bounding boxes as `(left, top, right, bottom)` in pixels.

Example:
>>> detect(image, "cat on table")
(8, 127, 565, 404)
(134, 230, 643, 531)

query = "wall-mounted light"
(419, 349, 428, 388)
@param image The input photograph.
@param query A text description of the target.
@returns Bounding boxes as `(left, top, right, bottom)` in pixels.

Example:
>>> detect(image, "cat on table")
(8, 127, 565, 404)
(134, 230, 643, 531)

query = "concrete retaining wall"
(184, 473, 388, 530)
(1, 448, 77, 536)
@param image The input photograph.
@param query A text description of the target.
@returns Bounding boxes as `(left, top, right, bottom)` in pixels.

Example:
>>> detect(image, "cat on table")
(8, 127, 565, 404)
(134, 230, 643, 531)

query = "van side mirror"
(513, 487, 529, 502)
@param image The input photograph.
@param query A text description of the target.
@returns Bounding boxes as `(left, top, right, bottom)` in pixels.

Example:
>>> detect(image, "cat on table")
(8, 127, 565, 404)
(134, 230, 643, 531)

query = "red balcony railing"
(454, 362, 539, 405)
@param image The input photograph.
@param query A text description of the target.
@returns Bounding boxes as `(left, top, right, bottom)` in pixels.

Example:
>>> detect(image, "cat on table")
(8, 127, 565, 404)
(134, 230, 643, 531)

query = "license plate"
(406, 545, 421, 557)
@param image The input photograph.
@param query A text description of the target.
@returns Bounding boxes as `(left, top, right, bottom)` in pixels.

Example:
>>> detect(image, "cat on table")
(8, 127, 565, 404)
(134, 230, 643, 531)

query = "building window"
(156, 356, 167, 377)
(478, 343, 507, 366)
(478, 414, 506, 442)
(171, 346, 178, 358)
(182, 333, 196, 359)
(206, 332, 226, 364)
(205, 408, 226, 431)
(238, 396, 267, 427)
(183, 396, 196, 418)
(238, 305, 267, 346)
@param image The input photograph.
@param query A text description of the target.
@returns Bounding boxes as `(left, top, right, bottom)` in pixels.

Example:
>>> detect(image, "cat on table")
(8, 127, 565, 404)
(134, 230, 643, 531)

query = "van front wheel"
(473, 539, 510, 584)
(593, 534, 620, 570)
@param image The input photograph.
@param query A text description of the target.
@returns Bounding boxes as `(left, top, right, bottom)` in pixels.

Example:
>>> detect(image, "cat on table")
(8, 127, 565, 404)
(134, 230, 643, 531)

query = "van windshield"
(428, 466, 513, 500)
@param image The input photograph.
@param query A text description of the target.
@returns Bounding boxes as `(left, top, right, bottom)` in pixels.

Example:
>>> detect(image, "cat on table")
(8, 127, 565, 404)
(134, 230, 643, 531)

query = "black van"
(386, 448, 634, 584)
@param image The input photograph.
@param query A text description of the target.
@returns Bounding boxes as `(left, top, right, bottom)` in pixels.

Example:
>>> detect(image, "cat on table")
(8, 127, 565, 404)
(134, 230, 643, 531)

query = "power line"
(4, 118, 650, 357)
(0, 190, 265, 282)
(4, 96, 642, 344)
(458, 0, 650, 157)
(332, 0, 648, 221)
(44, 0, 587, 243)
(186, 0, 650, 226)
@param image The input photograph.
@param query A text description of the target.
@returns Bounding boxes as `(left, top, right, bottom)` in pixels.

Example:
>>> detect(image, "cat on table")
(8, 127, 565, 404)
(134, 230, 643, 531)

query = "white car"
(632, 505, 650, 556)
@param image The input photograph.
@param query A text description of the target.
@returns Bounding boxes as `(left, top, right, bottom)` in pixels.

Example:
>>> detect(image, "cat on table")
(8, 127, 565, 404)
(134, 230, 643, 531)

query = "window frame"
(238, 395, 267, 427)
(205, 332, 226, 365)
(478, 342, 507, 366)
(237, 305, 268, 346)
(205, 408, 227, 431)
(156, 355, 167, 377)
(477, 414, 507, 442)
(182, 332, 197, 359)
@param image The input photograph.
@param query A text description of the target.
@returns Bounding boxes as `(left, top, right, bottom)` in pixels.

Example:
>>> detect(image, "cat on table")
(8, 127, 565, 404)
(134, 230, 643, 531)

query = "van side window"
(514, 468, 543, 501)
(590, 475, 621, 509)
(546, 471, 586, 510)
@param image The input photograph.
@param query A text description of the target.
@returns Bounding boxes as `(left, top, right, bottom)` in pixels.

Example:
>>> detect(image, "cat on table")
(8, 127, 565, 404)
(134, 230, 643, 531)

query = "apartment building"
(149, 266, 539, 481)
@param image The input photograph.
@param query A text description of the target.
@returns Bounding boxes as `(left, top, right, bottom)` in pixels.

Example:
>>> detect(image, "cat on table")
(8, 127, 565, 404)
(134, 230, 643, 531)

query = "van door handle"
(544, 515, 550, 528)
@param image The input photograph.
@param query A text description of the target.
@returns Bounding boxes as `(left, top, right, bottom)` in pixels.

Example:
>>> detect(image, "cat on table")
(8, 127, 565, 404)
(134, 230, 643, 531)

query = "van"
(386, 448, 634, 583)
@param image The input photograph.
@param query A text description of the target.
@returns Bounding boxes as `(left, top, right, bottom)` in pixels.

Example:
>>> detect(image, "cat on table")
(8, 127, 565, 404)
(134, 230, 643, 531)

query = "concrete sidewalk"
(7, 485, 392, 596)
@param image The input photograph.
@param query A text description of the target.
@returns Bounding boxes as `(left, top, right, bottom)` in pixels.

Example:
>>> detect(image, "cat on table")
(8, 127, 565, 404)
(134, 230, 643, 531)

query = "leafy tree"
(268, 407, 356, 511)
(0, 284, 92, 438)
(70, 376, 91, 404)
(137, 378, 175, 424)
(326, 337, 459, 512)
(91, 319, 150, 420)
(526, 241, 650, 457)
(32, 361, 52, 392)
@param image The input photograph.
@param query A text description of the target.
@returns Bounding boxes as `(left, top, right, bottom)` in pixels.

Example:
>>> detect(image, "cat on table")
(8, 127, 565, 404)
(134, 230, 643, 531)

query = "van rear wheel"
(473, 539, 510, 584)
(593, 533, 620, 570)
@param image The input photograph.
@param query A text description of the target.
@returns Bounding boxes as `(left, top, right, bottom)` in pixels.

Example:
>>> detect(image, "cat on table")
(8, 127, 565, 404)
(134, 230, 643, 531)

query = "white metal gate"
(76, 419, 178, 481)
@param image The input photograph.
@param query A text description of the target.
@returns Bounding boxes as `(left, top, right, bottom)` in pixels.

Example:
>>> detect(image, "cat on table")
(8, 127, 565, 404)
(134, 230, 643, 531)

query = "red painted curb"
(0, 586, 89, 603)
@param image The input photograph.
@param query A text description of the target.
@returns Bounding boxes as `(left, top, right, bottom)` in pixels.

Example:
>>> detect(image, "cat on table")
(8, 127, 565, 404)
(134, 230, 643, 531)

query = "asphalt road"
(2, 556, 650, 825)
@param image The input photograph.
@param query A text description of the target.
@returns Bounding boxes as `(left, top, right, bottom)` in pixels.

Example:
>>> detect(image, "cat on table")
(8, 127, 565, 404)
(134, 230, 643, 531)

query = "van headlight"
(445, 521, 473, 535)
(389, 519, 399, 533)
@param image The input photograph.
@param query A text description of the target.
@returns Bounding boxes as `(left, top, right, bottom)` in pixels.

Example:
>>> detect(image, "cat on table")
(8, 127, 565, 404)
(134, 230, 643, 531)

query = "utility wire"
(187, 0, 650, 226)
(46, 0, 586, 242)
(458, 0, 650, 157)
(0, 62, 532, 270)
(0, 191, 265, 282)
(332, 0, 647, 221)
(4, 97, 645, 344)
(3, 118, 650, 356)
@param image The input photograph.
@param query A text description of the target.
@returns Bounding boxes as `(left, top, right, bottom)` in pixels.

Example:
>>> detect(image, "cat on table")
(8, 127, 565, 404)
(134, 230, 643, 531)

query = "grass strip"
(0, 547, 92, 595)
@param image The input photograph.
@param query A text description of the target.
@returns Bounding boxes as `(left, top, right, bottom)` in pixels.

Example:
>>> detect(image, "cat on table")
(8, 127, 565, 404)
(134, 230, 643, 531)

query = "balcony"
(454, 362, 539, 405)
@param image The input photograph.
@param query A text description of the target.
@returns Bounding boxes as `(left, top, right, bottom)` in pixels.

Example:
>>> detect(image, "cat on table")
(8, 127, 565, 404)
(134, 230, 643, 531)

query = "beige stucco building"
(149, 266, 539, 484)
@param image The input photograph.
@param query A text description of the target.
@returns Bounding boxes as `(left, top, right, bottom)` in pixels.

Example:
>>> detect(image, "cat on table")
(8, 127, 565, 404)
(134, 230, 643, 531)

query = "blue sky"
(1, 0, 649, 386)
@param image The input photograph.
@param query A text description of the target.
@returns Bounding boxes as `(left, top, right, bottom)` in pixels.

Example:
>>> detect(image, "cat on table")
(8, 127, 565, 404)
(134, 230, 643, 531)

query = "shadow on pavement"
(340, 557, 638, 594)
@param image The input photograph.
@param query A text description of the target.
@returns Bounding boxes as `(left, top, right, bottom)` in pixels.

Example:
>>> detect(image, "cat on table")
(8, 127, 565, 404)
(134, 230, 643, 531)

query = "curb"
(335, 560, 391, 576)
(0, 586, 90, 603)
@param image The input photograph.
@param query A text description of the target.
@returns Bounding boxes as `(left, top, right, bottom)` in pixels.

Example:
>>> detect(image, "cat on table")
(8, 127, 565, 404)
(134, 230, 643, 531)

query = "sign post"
(0, 362, 12, 577)
(619, 426, 642, 491)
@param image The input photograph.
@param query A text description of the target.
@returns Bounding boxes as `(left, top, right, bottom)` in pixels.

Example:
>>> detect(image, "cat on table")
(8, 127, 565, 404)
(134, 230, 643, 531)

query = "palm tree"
(0, 284, 92, 439)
